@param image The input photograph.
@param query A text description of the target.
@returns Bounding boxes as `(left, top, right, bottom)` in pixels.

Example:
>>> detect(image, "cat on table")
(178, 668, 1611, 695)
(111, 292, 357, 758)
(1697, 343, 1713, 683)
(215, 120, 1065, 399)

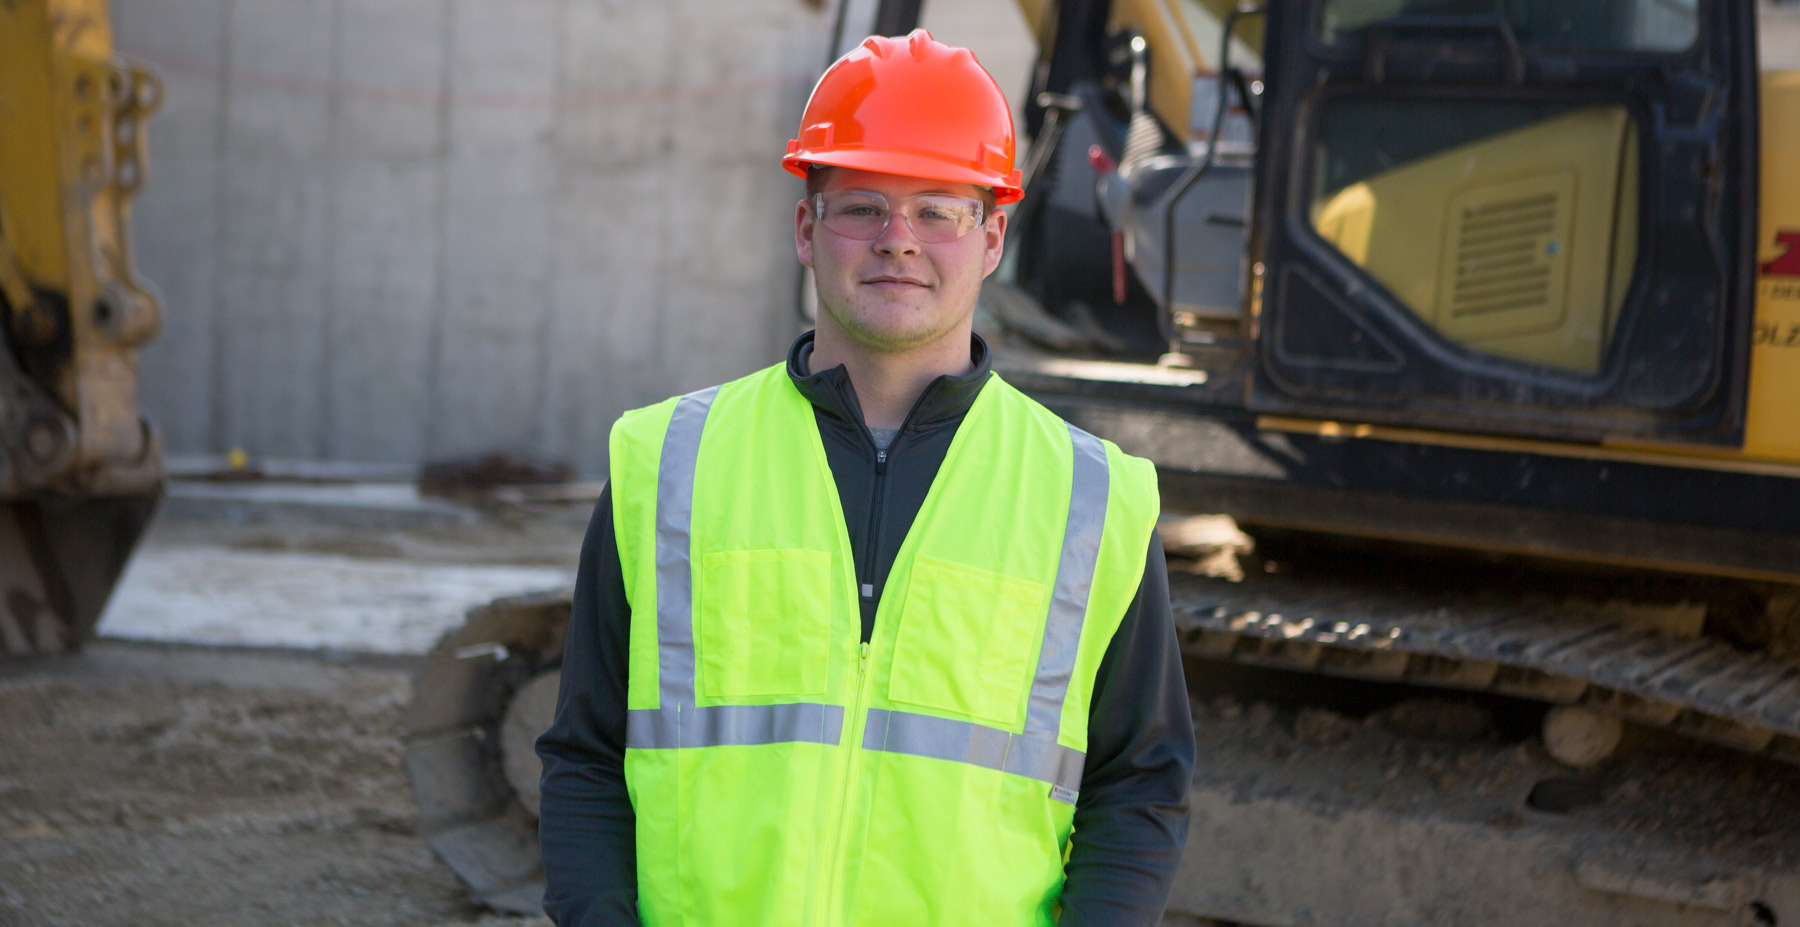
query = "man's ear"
(795, 199, 816, 268)
(981, 209, 1007, 278)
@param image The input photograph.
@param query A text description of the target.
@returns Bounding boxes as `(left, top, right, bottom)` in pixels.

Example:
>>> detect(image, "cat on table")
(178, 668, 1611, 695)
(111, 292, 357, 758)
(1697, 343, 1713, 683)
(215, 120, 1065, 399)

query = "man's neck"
(810, 325, 974, 430)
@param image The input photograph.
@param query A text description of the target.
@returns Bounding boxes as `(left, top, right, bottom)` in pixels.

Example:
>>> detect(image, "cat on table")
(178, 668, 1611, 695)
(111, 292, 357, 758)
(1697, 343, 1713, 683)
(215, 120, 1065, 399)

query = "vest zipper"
(822, 640, 874, 924)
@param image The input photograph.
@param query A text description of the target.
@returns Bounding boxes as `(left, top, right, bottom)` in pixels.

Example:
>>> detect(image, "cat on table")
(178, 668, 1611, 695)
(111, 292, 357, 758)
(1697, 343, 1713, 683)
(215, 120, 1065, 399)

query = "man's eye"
(841, 204, 884, 217)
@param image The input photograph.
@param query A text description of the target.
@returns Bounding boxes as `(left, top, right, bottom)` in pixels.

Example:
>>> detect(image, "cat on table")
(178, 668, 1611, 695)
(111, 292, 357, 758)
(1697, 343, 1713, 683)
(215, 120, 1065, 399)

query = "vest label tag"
(1050, 785, 1079, 805)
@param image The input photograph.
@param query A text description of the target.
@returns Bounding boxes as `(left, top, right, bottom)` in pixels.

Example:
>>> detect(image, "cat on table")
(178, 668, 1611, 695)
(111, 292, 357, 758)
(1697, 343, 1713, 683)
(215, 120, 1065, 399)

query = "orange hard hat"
(784, 29, 1023, 205)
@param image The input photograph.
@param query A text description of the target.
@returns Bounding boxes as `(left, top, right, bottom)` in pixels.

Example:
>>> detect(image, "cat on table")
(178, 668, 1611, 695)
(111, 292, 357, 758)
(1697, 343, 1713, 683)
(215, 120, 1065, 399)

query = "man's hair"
(805, 164, 998, 214)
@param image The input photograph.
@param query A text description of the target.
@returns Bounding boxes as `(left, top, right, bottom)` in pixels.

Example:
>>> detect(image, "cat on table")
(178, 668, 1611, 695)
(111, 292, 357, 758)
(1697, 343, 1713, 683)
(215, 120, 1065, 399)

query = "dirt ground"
(0, 641, 549, 927)
(7, 489, 1800, 926)
(1, 489, 585, 927)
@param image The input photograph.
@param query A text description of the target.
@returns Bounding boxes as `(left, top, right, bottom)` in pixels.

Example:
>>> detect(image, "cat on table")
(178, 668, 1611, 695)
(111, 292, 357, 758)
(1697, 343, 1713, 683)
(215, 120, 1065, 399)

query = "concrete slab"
(160, 479, 481, 530)
(97, 545, 568, 654)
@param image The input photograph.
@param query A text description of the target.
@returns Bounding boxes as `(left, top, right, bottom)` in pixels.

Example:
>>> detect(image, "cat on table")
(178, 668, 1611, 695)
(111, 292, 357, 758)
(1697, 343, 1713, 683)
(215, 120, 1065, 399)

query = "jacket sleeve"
(536, 486, 641, 926)
(1059, 529, 1196, 926)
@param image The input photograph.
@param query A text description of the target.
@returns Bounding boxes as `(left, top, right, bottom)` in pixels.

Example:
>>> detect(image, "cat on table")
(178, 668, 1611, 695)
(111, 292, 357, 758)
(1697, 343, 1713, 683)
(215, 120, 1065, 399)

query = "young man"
(537, 30, 1194, 926)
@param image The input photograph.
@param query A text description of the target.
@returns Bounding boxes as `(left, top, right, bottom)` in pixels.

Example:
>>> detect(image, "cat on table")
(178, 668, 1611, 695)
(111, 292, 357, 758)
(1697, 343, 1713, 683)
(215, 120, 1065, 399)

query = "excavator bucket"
(0, 492, 158, 656)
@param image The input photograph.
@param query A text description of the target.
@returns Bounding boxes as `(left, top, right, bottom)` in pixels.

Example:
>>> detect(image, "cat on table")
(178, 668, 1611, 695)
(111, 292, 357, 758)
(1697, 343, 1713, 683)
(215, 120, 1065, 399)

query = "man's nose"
(873, 211, 922, 256)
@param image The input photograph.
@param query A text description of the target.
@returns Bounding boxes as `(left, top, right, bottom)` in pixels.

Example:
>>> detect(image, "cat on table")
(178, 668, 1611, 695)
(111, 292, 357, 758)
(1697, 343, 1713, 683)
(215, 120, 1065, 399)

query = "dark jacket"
(536, 331, 1195, 926)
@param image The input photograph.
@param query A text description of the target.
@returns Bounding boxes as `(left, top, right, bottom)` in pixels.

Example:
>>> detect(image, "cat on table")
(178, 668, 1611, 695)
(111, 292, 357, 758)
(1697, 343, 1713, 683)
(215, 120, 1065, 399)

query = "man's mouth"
(863, 275, 930, 288)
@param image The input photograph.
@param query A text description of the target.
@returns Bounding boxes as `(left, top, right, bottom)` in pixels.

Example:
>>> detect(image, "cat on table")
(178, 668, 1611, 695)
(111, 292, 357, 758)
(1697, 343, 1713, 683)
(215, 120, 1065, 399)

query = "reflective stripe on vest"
(629, 384, 847, 749)
(858, 424, 1107, 803)
(628, 388, 1109, 802)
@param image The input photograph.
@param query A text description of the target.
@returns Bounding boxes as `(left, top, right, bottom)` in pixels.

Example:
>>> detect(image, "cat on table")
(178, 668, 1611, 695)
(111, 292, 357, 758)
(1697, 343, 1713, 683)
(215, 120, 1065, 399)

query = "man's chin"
(836, 319, 959, 354)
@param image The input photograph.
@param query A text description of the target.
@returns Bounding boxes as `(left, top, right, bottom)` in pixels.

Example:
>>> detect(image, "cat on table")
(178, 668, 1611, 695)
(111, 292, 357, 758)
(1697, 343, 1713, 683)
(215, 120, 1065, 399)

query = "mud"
(0, 642, 549, 927)
(1188, 686, 1800, 873)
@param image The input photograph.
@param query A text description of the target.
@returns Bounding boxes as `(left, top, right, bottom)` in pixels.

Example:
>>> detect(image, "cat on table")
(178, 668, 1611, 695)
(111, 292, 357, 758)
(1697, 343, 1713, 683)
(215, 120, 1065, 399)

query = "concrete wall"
(116, 0, 1035, 474)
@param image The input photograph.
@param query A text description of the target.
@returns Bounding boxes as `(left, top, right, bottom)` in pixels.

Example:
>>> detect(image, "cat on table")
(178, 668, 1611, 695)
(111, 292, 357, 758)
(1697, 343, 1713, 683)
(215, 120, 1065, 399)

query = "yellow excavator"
(0, 0, 162, 657)
(404, 1, 1800, 924)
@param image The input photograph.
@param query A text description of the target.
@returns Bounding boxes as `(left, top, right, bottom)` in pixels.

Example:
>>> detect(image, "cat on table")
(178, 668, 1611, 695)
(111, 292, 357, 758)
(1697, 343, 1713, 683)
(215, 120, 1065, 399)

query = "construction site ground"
(5, 479, 1800, 926)
(0, 480, 586, 927)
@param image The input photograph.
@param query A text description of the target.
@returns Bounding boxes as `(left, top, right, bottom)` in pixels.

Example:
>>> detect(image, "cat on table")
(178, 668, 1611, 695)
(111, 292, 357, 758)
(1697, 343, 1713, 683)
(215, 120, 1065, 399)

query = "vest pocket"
(697, 548, 833, 698)
(887, 555, 1046, 727)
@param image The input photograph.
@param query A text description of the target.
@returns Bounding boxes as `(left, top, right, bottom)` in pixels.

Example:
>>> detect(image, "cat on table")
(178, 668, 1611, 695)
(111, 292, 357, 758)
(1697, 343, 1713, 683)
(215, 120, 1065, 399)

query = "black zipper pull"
(876, 448, 887, 473)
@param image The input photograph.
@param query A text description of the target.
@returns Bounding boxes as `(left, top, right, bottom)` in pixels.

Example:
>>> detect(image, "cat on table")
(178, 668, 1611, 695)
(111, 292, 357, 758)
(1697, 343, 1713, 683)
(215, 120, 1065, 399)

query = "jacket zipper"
(821, 640, 874, 924)
(858, 444, 889, 619)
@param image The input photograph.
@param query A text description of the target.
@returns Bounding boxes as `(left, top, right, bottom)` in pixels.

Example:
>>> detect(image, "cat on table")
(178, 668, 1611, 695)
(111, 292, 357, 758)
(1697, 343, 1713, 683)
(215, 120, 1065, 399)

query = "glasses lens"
(906, 194, 983, 243)
(815, 191, 985, 243)
(815, 191, 891, 240)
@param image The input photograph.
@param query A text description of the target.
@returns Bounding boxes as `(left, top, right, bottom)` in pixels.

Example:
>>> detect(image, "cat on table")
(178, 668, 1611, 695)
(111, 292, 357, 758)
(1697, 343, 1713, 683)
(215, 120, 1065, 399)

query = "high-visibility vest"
(609, 362, 1159, 926)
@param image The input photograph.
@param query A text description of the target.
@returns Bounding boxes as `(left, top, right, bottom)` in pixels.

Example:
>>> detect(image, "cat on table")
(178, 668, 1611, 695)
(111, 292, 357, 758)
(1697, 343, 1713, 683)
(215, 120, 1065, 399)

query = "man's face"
(795, 167, 1006, 354)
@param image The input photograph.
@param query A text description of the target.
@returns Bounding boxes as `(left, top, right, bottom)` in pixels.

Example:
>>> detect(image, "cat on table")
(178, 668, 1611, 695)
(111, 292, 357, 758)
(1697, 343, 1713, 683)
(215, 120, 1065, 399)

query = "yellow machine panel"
(0, 0, 162, 491)
(1744, 70, 1800, 463)
(1312, 106, 1638, 375)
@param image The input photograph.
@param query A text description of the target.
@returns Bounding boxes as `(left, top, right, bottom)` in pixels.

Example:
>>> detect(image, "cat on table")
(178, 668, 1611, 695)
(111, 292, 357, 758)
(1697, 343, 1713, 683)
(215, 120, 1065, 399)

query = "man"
(537, 30, 1194, 926)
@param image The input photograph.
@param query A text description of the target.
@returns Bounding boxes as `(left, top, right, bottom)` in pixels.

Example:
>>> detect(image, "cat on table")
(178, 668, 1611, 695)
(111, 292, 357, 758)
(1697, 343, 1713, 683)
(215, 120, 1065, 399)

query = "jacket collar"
(786, 329, 993, 431)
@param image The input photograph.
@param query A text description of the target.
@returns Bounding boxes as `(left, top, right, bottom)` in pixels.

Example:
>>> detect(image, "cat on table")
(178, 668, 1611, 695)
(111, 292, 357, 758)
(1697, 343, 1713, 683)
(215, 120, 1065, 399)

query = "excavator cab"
(1249, 0, 1758, 445)
(1010, 0, 1758, 440)
(987, 0, 1793, 578)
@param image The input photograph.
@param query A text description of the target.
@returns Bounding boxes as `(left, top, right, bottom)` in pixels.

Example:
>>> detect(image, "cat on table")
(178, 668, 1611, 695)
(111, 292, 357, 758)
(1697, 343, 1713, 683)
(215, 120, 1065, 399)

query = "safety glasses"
(810, 190, 987, 244)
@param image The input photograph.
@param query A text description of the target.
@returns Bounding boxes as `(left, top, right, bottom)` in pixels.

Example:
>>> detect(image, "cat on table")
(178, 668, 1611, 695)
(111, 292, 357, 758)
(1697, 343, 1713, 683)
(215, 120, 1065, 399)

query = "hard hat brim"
(783, 147, 1024, 206)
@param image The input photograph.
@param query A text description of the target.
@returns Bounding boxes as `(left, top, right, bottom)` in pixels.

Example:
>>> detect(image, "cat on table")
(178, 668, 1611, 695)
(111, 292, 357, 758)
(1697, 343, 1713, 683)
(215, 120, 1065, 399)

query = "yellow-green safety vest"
(609, 362, 1159, 926)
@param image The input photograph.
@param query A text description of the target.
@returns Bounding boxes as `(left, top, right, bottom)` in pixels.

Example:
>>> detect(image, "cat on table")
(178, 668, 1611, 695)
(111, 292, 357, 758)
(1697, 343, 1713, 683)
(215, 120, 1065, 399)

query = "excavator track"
(402, 588, 570, 914)
(409, 562, 1800, 916)
(1169, 570, 1800, 767)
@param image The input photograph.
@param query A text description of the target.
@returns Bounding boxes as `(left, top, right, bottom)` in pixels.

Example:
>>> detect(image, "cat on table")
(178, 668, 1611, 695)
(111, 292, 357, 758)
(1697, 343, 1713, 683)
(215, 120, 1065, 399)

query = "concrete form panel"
(429, 0, 559, 460)
(666, 1, 822, 168)
(542, 166, 666, 474)
(317, 0, 447, 461)
(118, 0, 231, 454)
(133, 155, 222, 455)
(433, 157, 554, 459)
(441, 0, 559, 155)
(213, 0, 335, 457)
(217, 0, 336, 157)
(336, 0, 446, 162)
(657, 159, 799, 397)
(325, 162, 441, 462)
(556, 0, 678, 170)
(118, 0, 1038, 473)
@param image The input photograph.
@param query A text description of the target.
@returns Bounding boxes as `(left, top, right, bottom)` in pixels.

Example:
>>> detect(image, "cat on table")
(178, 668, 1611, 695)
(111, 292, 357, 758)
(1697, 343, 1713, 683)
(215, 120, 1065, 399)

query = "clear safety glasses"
(810, 190, 987, 244)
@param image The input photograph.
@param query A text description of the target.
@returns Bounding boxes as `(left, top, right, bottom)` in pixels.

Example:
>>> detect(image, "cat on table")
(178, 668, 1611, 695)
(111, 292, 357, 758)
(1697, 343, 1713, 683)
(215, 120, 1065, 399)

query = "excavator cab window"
(1309, 97, 1640, 376)
(1319, 0, 1699, 53)
(1246, 0, 1758, 444)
